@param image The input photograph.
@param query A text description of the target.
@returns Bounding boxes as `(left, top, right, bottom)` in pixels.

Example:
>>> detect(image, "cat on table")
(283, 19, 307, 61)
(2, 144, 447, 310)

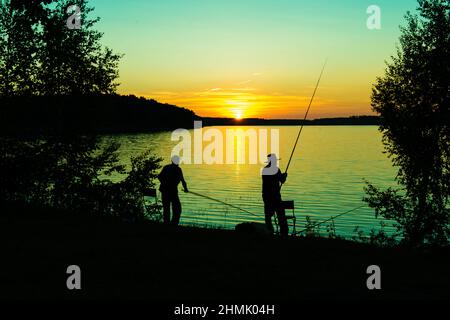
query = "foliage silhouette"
(0, 0, 120, 96)
(0, 94, 199, 134)
(0, 0, 165, 220)
(364, 0, 450, 246)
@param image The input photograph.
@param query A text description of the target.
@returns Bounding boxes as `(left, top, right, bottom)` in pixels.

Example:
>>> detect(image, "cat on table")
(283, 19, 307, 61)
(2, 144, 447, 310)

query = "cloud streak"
(143, 87, 337, 119)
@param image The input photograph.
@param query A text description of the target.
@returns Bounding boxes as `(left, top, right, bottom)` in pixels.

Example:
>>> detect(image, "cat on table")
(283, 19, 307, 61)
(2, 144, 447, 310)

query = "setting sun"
(233, 109, 243, 120)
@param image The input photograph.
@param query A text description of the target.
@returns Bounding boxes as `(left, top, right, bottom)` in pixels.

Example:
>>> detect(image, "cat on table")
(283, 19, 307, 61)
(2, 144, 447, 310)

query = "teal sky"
(90, 0, 419, 118)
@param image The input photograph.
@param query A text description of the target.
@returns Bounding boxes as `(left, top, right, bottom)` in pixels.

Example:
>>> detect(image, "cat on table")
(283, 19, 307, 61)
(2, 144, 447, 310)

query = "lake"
(105, 125, 398, 238)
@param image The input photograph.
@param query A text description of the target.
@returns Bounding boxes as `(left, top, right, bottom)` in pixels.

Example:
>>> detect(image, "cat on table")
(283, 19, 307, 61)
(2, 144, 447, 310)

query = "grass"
(1, 205, 450, 300)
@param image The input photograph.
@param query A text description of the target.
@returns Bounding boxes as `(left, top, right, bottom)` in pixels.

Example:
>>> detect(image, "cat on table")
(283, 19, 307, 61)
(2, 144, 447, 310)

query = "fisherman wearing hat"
(158, 155, 189, 225)
(262, 153, 288, 236)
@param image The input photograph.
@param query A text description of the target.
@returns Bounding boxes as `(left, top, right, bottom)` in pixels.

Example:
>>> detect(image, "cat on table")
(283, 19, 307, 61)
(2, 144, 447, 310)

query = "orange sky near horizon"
(94, 0, 419, 119)
(117, 68, 378, 119)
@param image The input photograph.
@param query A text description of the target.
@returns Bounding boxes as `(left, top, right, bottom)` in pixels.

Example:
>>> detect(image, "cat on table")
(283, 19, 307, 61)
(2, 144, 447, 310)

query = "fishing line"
(188, 190, 368, 236)
(295, 204, 366, 235)
(188, 190, 365, 232)
(188, 190, 260, 217)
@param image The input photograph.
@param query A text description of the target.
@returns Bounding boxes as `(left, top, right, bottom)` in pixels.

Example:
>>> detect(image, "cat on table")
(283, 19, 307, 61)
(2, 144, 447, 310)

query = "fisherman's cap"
(265, 153, 280, 163)
(171, 155, 181, 165)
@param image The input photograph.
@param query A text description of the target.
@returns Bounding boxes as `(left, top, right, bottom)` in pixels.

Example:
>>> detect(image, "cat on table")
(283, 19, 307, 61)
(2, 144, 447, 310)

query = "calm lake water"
(105, 126, 398, 238)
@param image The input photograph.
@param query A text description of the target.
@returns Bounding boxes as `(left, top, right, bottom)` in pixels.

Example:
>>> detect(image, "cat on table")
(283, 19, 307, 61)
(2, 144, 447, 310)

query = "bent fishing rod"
(284, 60, 328, 175)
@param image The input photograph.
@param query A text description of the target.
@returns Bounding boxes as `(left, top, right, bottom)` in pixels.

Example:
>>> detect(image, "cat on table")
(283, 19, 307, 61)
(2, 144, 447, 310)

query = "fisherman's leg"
(264, 202, 275, 233)
(161, 192, 171, 224)
(276, 206, 288, 237)
(171, 194, 182, 226)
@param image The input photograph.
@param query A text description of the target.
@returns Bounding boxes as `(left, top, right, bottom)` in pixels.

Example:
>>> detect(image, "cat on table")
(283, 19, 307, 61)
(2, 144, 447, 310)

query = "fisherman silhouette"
(158, 155, 189, 225)
(262, 153, 288, 236)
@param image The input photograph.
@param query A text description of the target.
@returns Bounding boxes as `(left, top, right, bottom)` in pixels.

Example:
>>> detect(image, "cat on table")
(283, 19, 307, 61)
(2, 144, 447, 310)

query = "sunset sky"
(92, 0, 418, 119)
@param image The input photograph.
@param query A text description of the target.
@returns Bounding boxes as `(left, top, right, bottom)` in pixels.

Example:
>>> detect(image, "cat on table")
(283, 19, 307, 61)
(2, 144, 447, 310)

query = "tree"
(0, 0, 121, 96)
(38, 0, 121, 95)
(0, 0, 42, 96)
(364, 0, 450, 246)
(0, 1, 162, 221)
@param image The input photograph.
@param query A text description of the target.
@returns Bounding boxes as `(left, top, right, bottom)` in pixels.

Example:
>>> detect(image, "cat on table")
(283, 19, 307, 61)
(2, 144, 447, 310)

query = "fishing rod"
(284, 60, 328, 175)
(295, 204, 366, 235)
(188, 190, 259, 217)
(186, 62, 327, 218)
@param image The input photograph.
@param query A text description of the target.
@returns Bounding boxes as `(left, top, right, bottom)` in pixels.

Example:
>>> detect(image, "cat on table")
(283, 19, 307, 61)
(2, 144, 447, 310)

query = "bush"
(0, 136, 162, 221)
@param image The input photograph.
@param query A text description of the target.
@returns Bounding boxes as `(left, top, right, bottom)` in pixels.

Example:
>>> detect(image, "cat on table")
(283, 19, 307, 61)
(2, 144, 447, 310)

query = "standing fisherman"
(262, 153, 288, 236)
(158, 155, 189, 225)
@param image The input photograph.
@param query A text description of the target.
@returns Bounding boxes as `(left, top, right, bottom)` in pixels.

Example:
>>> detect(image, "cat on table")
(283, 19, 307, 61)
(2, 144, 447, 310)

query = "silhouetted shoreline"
(0, 94, 379, 135)
(202, 116, 380, 127)
(1, 205, 449, 300)
(0, 95, 199, 135)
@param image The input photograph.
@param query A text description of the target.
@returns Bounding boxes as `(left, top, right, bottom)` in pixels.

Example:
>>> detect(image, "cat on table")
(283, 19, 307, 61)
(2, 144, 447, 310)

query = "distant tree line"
(0, 94, 198, 135)
(202, 116, 380, 127)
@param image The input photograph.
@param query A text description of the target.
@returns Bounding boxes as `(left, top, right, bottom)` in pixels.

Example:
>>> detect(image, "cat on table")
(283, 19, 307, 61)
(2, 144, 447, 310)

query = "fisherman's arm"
(278, 170, 287, 183)
(158, 166, 166, 182)
(180, 169, 189, 192)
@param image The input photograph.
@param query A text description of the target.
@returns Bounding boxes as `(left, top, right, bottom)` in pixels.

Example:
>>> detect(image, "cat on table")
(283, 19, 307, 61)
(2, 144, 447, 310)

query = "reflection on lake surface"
(104, 126, 398, 238)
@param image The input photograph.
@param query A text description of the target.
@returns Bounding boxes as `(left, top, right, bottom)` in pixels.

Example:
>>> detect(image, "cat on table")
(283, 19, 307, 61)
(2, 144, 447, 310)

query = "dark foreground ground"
(1, 209, 450, 301)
